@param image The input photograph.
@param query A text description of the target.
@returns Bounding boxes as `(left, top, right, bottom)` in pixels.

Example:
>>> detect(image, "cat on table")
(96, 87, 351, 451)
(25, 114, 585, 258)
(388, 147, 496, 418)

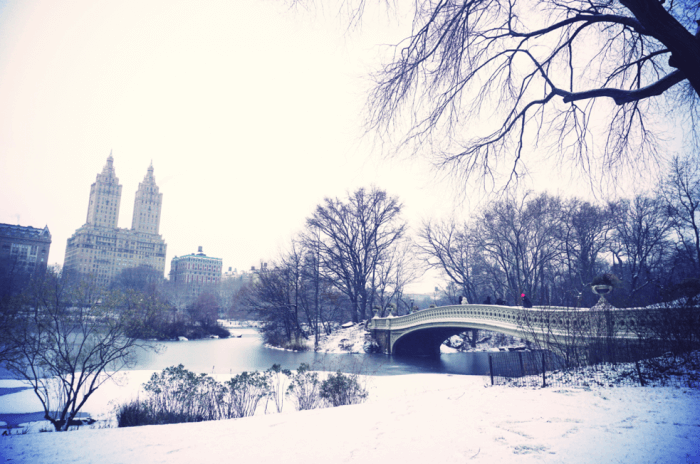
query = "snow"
(1, 371, 699, 463)
(2, 325, 699, 462)
(316, 322, 369, 353)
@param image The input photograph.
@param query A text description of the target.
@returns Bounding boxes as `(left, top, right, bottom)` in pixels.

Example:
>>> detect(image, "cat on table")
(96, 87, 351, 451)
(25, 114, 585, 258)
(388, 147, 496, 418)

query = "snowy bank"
(1, 371, 699, 463)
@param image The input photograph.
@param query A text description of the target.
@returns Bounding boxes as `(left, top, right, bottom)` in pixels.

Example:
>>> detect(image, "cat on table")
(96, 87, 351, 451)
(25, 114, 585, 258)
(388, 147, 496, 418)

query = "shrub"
(208, 323, 231, 339)
(259, 324, 309, 351)
(221, 371, 269, 419)
(116, 399, 151, 427)
(319, 371, 368, 407)
(266, 364, 291, 413)
(117, 363, 367, 428)
(118, 365, 225, 427)
(287, 363, 322, 411)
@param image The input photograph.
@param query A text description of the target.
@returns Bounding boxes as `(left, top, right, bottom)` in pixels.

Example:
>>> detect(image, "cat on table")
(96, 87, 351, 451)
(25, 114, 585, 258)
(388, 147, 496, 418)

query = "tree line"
(247, 155, 699, 348)
(421, 155, 700, 309)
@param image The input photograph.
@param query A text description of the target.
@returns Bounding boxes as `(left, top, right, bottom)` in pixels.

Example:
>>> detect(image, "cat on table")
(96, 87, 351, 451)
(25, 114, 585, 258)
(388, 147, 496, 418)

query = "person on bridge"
(521, 293, 533, 308)
(483, 296, 492, 305)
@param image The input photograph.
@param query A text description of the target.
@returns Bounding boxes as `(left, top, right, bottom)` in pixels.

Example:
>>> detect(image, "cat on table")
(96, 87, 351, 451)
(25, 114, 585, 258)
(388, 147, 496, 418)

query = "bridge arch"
(390, 321, 528, 356)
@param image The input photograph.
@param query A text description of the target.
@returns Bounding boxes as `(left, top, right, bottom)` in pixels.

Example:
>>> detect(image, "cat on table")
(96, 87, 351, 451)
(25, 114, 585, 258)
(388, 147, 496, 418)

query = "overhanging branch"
(556, 69, 685, 104)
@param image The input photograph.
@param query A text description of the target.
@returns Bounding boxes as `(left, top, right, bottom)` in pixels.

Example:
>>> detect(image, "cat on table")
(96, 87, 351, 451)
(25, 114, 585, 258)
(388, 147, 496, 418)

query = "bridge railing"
(369, 303, 661, 338)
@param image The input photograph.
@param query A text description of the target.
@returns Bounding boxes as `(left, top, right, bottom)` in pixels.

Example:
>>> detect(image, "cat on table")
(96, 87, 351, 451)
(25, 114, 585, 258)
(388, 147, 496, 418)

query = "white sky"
(0, 0, 664, 292)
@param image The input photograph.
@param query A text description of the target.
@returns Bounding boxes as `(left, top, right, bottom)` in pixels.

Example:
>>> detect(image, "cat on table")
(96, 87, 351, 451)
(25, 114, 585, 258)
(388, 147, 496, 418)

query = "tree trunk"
(621, 0, 700, 96)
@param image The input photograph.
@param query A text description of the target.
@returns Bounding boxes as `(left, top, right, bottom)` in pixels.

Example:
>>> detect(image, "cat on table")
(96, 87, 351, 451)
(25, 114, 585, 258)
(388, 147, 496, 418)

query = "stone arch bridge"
(368, 303, 655, 356)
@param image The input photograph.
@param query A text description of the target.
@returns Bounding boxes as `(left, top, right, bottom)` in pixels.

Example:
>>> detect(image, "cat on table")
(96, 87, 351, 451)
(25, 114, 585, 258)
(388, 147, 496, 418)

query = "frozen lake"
(130, 328, 492, 376)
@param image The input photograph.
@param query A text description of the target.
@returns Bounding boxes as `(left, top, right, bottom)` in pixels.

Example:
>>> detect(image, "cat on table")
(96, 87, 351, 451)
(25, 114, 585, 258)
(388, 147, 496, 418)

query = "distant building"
(64, 155, 167, 286)
(222, 266, 255, 283)
(170, 246, 222, 298)
(0, 223, 52, 295)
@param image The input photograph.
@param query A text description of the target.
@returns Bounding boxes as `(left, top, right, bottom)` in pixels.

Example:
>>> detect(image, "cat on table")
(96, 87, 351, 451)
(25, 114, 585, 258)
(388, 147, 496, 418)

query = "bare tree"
(111, 265, 163, 294)
(300, 237, 324, 349)
(299, 247, 348, 345)
(478, 191, 564, 303)
(4, 269, 149, 431)
(306, 187, 407, 322)
(356, 0, 700, 188)
(247, 238, 351, 349)
(188, 291, 220, 328)
(661, 154, 700, 273)
(610, 195, 672, 304)
(560, 199, 616, 306)
(218, 275, 250, 318)
(417, 219, 482, 303)
(370, 238, 419, 316)
(245, 254, 306, 347)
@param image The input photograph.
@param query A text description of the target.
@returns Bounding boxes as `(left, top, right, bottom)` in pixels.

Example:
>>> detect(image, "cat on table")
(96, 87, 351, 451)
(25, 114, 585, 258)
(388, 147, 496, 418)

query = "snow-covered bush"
(221, 371, 270, 419)
(117, 365, 274, 427)
(320, 371, 368, 407)
(287, 363, 322, 411)
(117, 365, 225, 427)
(143, 364, 224, 422)
(266, 364, 291, 413)
(115, 399, 151, 428)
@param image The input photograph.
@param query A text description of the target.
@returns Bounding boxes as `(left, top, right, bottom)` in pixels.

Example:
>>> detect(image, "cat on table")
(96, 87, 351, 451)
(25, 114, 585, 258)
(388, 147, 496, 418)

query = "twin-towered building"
(64, 155, 167, 286)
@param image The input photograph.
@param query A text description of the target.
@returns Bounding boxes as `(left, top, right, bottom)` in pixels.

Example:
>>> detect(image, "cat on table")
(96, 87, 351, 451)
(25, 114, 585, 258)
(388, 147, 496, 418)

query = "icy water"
(131, 328, 492, 376)
(0, 328, 490, 428)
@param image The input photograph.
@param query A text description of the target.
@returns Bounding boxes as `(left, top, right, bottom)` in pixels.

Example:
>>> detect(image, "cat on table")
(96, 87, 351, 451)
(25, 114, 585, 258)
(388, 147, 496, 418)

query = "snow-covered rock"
(317, 323, 369, 354)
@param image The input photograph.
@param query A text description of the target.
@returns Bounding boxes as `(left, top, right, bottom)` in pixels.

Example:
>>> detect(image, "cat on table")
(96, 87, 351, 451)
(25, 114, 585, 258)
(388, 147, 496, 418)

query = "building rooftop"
(172, 253, 222, 260)
(0, 223, 51, 240)
(172, 246, 221, 261)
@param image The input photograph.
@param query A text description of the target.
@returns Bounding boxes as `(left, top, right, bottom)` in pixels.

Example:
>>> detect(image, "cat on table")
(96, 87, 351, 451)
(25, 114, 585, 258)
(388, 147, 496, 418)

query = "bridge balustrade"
(369, 303, 661, 355)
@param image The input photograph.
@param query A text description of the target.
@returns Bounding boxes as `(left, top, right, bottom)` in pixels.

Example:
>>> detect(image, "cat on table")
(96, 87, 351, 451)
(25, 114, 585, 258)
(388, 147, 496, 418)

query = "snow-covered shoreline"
(1, 369, 698, 463)
(2, 324, 699, 462)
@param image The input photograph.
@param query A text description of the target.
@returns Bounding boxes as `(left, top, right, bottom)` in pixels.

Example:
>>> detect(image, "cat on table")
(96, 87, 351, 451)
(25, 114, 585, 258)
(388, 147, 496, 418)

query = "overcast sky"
(0, 0, 664, 293)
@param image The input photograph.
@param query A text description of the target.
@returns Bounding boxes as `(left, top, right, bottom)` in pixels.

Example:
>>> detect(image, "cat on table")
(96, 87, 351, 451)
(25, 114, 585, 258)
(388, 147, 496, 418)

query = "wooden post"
(489, 354, 494, 386)
(541, 351, 547, 388)
(518, 351, 525, 377)
(635, 360, 646, 386)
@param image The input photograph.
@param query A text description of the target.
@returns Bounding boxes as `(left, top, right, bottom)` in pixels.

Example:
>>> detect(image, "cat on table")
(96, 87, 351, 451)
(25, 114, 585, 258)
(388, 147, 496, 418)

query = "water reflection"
(132, 329, 491, 377)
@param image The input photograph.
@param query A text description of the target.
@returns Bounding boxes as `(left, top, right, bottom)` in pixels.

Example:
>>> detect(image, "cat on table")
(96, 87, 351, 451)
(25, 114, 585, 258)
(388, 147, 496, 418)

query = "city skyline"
(0, 1, 465, 293)
(0, 1, 664, 292)
(63, 154, 167, 286)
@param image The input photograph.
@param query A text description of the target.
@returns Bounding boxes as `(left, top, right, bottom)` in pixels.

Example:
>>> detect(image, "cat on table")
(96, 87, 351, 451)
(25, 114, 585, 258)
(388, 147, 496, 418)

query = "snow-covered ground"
(316, 322, 371, 353)
(2, 324, 699, 462)
(1, 371, 699, 463)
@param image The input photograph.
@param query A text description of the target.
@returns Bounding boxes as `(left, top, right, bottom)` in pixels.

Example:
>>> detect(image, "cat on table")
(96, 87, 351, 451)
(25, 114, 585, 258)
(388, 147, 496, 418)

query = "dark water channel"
(131, 328, 492, 377)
